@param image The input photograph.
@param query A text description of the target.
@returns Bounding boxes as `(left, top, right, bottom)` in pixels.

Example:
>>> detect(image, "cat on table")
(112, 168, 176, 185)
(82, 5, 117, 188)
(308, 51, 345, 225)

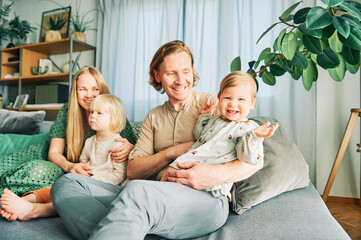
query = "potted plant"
(70, 2, 97, 42)
(7, 14, 36, 46)
(230, 0, 361, 91)
(0, 2, 13, 47)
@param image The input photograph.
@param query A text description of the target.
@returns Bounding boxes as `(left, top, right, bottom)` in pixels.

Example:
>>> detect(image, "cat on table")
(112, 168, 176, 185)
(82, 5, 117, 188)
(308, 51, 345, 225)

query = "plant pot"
(71, 32, 86, 43)
(45, 30, 61, 42)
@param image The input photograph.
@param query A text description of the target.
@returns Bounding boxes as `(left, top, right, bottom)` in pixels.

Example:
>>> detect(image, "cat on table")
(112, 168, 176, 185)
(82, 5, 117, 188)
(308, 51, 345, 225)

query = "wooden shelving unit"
(0, 38, 96, 111)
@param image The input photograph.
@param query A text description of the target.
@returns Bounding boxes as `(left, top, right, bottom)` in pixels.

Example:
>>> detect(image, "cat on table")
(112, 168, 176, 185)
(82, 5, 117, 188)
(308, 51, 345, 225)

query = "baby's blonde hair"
(217, 71, 257, 99)
(90, 94, 126, 133)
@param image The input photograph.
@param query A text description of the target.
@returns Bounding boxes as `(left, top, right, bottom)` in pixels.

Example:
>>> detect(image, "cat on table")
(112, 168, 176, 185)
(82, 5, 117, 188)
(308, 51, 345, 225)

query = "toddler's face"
(218, 84, 255, 122)
(88, 108, 111, 132)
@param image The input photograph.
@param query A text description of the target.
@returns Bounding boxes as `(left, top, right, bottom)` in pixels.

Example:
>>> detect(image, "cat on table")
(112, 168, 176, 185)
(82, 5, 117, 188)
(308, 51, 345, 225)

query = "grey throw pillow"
(231, 116, 310, 214)
(0, 109, 46, 135)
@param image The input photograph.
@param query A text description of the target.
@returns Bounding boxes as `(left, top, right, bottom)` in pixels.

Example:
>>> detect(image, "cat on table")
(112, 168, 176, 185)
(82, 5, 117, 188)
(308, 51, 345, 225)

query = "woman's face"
(154, 51, 194, 108)
(76, 72, 100, 111)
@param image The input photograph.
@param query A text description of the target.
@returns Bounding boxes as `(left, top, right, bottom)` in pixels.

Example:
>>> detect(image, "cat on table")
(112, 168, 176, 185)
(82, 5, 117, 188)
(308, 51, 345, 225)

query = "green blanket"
(0, 133, 51, 156)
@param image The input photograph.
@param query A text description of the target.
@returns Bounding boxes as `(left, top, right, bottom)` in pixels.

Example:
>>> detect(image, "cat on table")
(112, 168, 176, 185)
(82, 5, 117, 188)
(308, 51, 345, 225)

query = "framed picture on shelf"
(14, 94, 29, 108)
(39, 6, 71, 42)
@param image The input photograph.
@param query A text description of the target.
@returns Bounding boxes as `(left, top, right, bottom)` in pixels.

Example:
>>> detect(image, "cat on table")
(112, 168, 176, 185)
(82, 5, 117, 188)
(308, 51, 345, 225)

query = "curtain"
(96, 0, 316, 183)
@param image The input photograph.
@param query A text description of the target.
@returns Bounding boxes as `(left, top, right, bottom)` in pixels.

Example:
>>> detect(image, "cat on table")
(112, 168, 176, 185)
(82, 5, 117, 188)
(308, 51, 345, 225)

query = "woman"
(51, 41, 263, 240)
(0, 66, 136, 221)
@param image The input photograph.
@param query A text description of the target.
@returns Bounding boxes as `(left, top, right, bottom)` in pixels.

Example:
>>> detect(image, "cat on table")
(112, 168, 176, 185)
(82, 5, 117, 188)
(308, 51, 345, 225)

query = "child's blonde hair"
(217, 71, 257, 99)
(90, 94, 126, 133)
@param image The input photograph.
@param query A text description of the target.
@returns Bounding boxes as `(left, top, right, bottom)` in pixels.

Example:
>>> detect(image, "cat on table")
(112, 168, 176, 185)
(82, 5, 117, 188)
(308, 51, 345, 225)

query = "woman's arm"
(48, 138, 73, 172)
(127, 142, 194, 180)
(48, 138, 91, 176)
(164, 159, 263, 190)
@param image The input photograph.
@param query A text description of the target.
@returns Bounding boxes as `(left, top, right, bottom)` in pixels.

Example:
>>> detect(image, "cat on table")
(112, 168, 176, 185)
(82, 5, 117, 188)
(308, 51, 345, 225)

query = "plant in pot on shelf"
(230, 0, 361, 91)
(0, 2, 13, 47)
(44, 15, 67, 42)
(70, 3, 97, 42)
(7, 14, 36, 47)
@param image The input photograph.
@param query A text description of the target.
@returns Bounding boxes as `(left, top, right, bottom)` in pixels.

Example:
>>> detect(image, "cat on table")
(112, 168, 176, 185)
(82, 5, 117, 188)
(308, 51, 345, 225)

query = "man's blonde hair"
(90, 94, 126, 133)
(149, 40, 199, 92)
(67, 66, 110, 162)
(217, 71, 257, 99)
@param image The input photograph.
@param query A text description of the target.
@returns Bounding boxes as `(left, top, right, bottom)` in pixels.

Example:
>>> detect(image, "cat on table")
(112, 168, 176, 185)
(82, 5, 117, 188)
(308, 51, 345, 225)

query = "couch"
(0, 110, 350, 240)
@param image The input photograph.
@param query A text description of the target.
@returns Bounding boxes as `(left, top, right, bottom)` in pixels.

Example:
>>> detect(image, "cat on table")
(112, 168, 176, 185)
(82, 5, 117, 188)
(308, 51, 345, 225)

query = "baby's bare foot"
(1, 188, 34, 221)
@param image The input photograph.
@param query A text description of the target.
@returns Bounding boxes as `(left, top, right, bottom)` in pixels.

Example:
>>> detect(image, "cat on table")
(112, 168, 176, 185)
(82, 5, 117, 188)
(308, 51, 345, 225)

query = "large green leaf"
(346, 62, 360, 73)
(306, 7, 333, 29)
(280, 1, 302, 20)
(327, 54, 346, 81)
(332, 16, 350, 38)
(270, 62, 286, 76)
(316, 48, 340, 69)
(339, 1, 361, 21)
(302, 59, 318, 91)
(291, 51, 309, 69)
(294, 7, 312, 24)
(230, 56, 241, 72)
(261, 70, 276, 86)
(298, 23, 323, 38)
(302, 34, 323, 54)
(328, 30, 343, 53)
(320, 0, 344, 7)
(322, 24, 336, 39)
(291, 66, 303, 80)
(338, 26, 361, 51)
(258, 47, 271, 61)
(281, 32, 298, 60)
(275, 28, 287, 51)
(340, 15, 361, 29)
(264, 53, 278, 65)
(341, 45, 360, 64)
(257, 22, 281, 44)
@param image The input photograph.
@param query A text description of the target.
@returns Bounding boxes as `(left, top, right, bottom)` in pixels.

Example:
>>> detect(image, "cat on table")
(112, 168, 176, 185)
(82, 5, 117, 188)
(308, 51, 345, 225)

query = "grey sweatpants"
(51, 173, 229, 240)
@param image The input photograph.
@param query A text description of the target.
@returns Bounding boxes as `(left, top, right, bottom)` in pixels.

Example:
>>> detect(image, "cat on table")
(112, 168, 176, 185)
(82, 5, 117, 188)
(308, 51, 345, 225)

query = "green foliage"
(70, 1, 97, 33)
(0, 2, 14, 45)
(8, 14, 36, 42)
(231, 0, 361, 91)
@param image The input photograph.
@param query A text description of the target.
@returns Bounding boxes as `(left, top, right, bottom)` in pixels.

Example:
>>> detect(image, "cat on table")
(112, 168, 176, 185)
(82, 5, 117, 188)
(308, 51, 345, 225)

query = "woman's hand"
(68, 162, 92, 177)
(109, 138, 134, 163)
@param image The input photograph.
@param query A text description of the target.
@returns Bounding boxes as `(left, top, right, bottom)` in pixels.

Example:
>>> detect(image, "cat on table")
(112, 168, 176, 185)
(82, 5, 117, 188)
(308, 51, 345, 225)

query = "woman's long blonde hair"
(66, 66, 110, 162)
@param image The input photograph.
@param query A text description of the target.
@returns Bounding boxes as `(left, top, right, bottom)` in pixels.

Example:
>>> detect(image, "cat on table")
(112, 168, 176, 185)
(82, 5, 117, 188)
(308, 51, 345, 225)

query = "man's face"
(154, 51, 194, 108)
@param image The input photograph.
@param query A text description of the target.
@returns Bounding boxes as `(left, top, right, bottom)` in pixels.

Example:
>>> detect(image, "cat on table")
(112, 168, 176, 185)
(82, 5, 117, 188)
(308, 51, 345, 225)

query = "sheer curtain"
(96, 0, 316, 183)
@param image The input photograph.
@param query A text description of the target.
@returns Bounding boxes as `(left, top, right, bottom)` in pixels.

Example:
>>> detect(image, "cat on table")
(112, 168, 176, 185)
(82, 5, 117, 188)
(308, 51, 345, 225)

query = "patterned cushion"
(130, 122, 143, 139)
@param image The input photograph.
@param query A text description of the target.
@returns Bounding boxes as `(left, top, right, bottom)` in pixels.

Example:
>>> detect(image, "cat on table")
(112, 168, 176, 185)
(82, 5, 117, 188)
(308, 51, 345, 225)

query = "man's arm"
(127, 142, 194, 180)
(164, 159, 263, 190)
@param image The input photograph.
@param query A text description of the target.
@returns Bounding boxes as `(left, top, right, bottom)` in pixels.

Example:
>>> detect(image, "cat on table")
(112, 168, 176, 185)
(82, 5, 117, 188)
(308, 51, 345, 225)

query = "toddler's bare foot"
(0, 207, 18, 221)
(1, 188, 34, 221)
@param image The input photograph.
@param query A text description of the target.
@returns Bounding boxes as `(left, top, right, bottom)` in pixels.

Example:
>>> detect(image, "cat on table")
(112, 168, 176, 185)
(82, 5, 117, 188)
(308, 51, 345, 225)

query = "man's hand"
(164, 162, 219, 190)
(201, 101, 216, 115)
(109, 138, 134, 163)
(68, 163, 92, 177)
(253, 122, 279, 138)
(166, 142, 194, 160)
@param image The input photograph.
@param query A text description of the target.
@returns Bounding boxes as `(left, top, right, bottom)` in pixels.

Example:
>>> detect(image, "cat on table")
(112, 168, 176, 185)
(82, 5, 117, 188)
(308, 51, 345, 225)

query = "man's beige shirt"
(129, 91, 216, 161)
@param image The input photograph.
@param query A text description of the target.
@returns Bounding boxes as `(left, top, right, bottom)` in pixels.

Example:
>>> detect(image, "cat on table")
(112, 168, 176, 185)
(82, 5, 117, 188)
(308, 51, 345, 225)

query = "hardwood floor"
(326, 199, 361, 240)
